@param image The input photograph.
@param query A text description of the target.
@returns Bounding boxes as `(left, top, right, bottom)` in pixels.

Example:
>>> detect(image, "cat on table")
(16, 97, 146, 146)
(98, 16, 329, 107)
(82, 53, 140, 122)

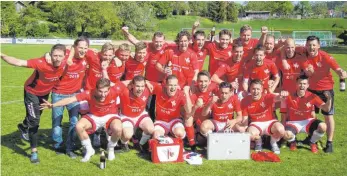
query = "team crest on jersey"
(110, 100, 115, 104)
(228, 103, 233, 109)
(160, 50, 164, 54)
(293, 63, 299, 69)
(171, 100, 176, 107)
(185, 58, 190, 63)
(228, 51, 232, 57)
(142, 96, 147, 101)
(199, 52, 203, 56)
(260, 102, 266, 108)
(264, 69, 270, 74)
(316, 62, 322, 67)
(306, 102, 311, 108)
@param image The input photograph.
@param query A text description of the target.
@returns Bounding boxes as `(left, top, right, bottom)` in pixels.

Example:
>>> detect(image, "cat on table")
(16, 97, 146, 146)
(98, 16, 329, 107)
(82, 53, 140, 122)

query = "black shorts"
(308, 89, 335, 116)
(23, 90, 49, 128)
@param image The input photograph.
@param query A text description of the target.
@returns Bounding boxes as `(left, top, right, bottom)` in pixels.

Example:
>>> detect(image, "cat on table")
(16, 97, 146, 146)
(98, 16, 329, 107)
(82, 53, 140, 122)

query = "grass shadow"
(321, 46, 347, 54)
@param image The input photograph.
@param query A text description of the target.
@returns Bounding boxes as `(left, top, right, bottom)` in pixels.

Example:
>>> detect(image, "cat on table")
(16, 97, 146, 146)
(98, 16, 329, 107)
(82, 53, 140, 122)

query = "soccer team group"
(1, 21, 346, 164)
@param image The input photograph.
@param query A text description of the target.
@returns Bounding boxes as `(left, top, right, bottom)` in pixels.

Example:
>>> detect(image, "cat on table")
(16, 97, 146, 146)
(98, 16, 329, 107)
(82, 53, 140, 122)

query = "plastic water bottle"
(340, 79, 345, 92)
(100, 151, 106, 169)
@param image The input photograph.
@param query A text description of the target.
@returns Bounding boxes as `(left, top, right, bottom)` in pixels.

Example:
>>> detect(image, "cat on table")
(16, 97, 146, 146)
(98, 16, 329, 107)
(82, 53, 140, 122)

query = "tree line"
(1, 1, 347, 39)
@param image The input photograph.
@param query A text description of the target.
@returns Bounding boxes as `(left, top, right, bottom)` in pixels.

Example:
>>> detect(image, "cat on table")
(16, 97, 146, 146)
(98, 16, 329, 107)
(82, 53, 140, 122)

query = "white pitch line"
(1, 100, 23, 105)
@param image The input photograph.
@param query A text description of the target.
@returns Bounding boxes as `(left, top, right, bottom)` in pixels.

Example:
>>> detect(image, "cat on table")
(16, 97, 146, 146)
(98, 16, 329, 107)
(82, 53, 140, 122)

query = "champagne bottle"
(210, 25, 216, 42)
(100, 150, 106, 169)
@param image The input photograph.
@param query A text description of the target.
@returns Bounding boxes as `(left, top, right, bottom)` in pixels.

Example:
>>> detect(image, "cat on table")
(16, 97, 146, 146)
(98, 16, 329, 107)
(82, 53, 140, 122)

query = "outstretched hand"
(40, 99, 53, 110)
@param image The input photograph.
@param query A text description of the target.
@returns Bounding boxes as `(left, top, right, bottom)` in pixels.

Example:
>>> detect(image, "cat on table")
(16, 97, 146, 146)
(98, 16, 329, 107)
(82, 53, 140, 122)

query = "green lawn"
(1, 44, 347, 176)
(154, 16, 347, 39)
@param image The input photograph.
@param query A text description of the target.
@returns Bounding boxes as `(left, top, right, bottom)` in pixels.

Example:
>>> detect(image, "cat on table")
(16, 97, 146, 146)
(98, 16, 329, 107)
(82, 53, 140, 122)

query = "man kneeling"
(281, 75, 331, 153)
(41, 78, 123, 162)
(199, 82, 244, 142)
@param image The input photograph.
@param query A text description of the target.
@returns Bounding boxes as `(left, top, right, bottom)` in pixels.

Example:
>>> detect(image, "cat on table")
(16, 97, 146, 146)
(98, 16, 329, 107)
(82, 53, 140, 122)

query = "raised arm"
(121, 26, 140, 45)
(201, 95, 218, 117)
(1, 53, 28, 67)
(258, 26, 268, 46)
(191, 20, 200, 40)
(183, 86, 193, 118)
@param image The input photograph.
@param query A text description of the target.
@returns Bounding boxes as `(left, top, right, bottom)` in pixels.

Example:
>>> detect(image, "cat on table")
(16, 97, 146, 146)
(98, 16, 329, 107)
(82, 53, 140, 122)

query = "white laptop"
(207, 132, 250, 160)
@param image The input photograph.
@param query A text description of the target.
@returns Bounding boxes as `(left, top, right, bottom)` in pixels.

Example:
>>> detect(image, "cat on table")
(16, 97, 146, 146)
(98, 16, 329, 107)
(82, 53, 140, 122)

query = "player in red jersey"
(124, 42, 147, 80)
(118, 76, 154, 153)
(233, 25, 262, 63)
(152, 75, 192, 139)
(281, 75, 331, 153)
(49, 37, 89, 158)
(1, 44, 67, 163)
(241, 79, 288, 154)
(41, 78, 123, 162)
(243, 46, 280, 93)
(301, 36, 347, 153)
(206, 29, 233, 75)
(156, 30, 199, 88)
(212, 43, 245, 94)
(200, 82, 244, 138)
(190, 21, 210, 71)
(184, 71, 219, 150)
(110, 43, 131, 82)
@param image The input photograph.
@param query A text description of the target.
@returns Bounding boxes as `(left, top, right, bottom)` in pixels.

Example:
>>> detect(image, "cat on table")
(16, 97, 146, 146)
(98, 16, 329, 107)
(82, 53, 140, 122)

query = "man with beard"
(211, 43, 245, 94)
(156, 30, 199, 88)
(152, 75, 192, 140)
(191, 20, 210, 71)
(124, 42, 148, 80)
(199, 82, 244, 141)
(243, 46, 280, 94)
(40, 78, 123, 162)
(184, 71, 218, 150)
(301, 36, 347, 153)
(233, 25, 261, 63)
(241, 79, 288, 154)
(118, 76, 154, 153)
(206, 29, 233, 75)
(1, 44, 68, 163)
(50, 37, 89, 158)
(281, 75, 331, 153)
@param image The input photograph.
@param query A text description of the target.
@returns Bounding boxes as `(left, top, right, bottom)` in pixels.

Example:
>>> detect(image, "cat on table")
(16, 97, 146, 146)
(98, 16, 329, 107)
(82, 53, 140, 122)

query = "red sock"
(185, 126, 195, 146)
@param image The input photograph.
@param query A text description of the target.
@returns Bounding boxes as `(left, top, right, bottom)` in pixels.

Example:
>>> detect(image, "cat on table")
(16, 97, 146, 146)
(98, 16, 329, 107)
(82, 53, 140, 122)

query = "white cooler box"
(207, 132, 250, 160)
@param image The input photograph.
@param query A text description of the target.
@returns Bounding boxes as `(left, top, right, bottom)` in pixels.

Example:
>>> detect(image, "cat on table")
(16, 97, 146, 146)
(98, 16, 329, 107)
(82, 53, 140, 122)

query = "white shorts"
(212, 120, 227, 132)
(249, 120, 278, 136)
(154, 118, 184, 136)
(83, 113, 120, 135)
(120, 111, 152, 129)
(285, 118, 316, 134)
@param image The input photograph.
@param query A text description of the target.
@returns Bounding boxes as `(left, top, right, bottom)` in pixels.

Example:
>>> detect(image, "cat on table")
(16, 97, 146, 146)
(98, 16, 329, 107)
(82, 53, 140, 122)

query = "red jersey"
(119, 86, 152, 117)
(211, 95, 241, 122)
(214, 61, 244, 87)
(244, 59, 279, 89)
(25, 57, 67, 96)
(53, 58, 87, 94)
(76, 85, 122, 116)
(107, 60, 124, 83)
(124, 57, 146, 80)
(302, 50, 340, 90)
(265, 50, 280, 63)
(190, 83, 219, 120)
(281, 91, 324, 121)
(189, 42, 210, 71)
(277, 53, 307, 93)
(234, 38, 259, 63)
(158, 48, 199, 88)
(145, 42, 176, 82)
(206, 42, 233, 75)
(241, 94, 276, 122)
(153, 84, 187, 122)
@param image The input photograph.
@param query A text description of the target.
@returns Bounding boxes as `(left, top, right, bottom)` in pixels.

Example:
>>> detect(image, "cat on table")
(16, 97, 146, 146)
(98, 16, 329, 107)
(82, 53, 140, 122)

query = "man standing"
(302, 36, 347, 153)
(281, 75, 331, 153)
(41, 78, 123, 162)
(124, 42, 148, 80)
(191, 21, 210, 71)
(1, 44, 68, 163)
(156, 30, 199, 88)
(51, 37, 89, 158)
(241, 79, 288, 154)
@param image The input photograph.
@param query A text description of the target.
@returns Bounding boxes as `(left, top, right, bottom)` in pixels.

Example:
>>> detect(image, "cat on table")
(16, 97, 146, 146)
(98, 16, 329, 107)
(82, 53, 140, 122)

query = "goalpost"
(292, 31, 334, 47)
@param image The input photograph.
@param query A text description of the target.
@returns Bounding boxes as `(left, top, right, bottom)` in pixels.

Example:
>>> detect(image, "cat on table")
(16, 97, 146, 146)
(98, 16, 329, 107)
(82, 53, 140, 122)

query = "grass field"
(1, 44, 347, 176)
(154, 16, 347, 39)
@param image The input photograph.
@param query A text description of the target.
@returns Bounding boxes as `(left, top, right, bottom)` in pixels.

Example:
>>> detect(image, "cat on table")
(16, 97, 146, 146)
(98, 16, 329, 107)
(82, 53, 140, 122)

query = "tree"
(151, 2, 173, 18)
(226, 2, 239, 22)
(311, 2, 328, 17)
(188, 2, 208, 16)
(172, 2, 190, 15)
(207, 1, 227, 23)
(273, 2, 294, 16)
(294, 1, 312, 18)
(1, 2, 21, 37)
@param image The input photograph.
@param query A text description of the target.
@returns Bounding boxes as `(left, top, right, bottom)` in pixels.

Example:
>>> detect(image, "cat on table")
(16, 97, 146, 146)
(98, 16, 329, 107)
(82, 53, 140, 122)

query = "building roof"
(245, 11, 271, 14)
